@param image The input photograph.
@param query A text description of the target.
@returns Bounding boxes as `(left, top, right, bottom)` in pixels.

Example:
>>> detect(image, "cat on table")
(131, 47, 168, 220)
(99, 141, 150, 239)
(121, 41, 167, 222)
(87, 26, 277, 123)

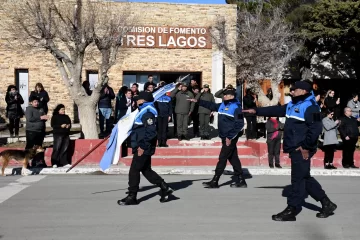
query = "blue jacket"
(199, 99, 244, 139)
(131, 102, 158, 155)
(155, 95, 173, 117)
(256, 93, 322, 153)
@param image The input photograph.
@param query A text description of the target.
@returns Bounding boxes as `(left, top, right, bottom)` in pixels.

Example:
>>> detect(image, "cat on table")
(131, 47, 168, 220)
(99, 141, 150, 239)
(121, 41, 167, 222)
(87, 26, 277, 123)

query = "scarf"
(270, 118, 279, 140)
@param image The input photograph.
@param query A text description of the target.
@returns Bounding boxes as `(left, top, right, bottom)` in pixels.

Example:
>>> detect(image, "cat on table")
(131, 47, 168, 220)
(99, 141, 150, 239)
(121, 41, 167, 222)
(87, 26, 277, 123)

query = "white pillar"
(211, 51, 223, 129)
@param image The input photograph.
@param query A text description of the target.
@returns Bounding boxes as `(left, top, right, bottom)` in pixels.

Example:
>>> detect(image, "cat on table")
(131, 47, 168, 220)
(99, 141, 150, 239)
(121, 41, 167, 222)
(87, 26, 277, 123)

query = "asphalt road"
(0, 174, 359, 240)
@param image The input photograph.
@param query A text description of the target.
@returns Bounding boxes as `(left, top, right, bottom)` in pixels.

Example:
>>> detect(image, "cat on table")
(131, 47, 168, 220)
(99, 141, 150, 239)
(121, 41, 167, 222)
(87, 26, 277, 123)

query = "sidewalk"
(5, 165, 360, 177)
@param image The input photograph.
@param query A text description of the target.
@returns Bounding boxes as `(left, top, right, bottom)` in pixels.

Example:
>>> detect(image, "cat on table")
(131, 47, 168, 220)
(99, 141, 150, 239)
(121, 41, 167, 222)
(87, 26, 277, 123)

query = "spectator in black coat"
(338, 107, 360, 168)
(5, 85, 24, 137)
(51, 104, 72, 168)
(29, 83, 50, 114)
(98, 83, 115, 136)
(243, 88, 257, 140)
(155, 81, 173, 147)
(115, 88, 135, 122)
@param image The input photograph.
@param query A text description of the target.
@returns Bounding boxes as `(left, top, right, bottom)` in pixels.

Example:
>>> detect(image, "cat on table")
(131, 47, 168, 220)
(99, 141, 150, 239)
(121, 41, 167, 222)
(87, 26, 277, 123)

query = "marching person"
(155, 82, 172, 147)
(243, 80, 337, 221)
(118, 91, 173, 206)
(188, 89, 247, 189)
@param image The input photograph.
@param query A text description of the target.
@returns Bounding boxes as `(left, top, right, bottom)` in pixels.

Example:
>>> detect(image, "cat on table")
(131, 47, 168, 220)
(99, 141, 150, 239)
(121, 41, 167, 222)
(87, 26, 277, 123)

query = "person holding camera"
(5, 85, 24, 137)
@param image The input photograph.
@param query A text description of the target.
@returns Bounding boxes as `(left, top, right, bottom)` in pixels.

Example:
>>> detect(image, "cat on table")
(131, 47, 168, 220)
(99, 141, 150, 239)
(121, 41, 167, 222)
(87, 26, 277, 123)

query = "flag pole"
(66, 135, 110, 173)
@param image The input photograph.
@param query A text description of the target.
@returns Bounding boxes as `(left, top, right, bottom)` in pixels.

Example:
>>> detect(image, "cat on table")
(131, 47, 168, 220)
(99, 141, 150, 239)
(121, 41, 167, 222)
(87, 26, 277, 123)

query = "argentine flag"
(99, 82, 177, 171)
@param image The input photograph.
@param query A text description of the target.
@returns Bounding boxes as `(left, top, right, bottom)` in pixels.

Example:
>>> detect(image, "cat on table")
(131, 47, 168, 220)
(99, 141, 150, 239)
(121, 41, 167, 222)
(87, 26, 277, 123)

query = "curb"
(5, 166, 360, 177)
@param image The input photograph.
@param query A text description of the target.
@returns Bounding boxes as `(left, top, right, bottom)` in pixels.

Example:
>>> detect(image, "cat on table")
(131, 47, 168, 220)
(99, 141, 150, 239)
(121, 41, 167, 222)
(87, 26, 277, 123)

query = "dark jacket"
(155, 95, 173, 117)
(265, 118, 283, 142)
(25, 106, 46, 132)
(243, 94, 257, 117)
(5, 92, 24, 119)
(98, 85, 115, 108)
(115, 94, 134, 122)
(131, 103, 157, 156)
(256, 93, 322, 153)
(51, 114, 72, 135)
(338, 116, 360, 139)
(324, 96, 340, 118)
(196, 91, 215, 114)
(30, 90, 50, 114)
(198, 99, 244, 139)
(170, 89, 195, 114)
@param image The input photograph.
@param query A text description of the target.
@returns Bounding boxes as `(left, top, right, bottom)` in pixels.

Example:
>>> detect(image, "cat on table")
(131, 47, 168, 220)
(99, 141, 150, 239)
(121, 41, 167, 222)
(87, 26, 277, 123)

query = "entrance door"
(15, 69, 29, 112)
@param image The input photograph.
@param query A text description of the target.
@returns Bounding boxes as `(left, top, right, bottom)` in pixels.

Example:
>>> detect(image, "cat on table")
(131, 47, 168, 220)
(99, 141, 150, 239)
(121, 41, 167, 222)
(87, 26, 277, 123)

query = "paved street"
(0, 174, 359, 240)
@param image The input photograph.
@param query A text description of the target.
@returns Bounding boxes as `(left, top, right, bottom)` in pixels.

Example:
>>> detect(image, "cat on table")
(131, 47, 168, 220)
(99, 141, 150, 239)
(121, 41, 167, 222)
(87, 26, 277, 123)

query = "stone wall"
(0, 1, 237, 122)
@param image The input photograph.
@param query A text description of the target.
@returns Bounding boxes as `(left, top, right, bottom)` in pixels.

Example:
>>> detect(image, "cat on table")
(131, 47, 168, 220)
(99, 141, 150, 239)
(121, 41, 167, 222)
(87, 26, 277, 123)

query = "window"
(15, 69, 29, 112)
(86, 70, 98, 90)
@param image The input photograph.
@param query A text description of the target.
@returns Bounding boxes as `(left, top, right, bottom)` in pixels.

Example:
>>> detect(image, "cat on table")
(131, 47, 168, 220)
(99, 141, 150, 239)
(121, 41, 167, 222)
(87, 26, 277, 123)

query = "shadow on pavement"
(256, 185, 322, 214)
(137, 178, 209, 203)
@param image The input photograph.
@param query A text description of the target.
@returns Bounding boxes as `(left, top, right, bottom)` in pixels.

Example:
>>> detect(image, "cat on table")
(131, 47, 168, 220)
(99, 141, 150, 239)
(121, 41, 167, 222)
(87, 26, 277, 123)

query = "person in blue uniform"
(243, 81, 337, 221)
(118, 91, 173, 206)
(155, 82, 173, 147)
(188, 89, 247, 188)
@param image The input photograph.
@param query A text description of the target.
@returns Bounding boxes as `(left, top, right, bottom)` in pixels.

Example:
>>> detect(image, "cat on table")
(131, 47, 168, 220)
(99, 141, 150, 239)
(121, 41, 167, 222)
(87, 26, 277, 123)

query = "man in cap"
(214, 84, 235, 99)
(170, 82, 195, 140)
(243, 80, 337, 221)
(118, 91, 173, 206)
(188, 89, 247, 188)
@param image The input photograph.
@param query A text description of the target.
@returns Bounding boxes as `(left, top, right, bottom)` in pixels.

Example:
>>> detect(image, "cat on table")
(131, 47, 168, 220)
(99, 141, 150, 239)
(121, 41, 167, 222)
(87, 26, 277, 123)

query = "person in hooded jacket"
(5, 85, 24, 137)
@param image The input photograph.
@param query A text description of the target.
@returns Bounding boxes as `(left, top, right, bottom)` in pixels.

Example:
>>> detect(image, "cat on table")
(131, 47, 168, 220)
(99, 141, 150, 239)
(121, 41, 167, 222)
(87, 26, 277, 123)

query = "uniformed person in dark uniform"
(244, 81, 337, 221)
(155, 82, 173, 147)
(118, 91, 174, 206)
(188, 89, 247, 188)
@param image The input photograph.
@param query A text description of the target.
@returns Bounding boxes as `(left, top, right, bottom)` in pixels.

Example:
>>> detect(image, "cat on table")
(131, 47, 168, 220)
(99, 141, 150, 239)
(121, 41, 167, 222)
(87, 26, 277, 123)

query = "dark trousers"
(323, 144, 336, 164)
(176, 113, 189, 137)
(267, 138, 281, 165)
(157, 116, 169, 143)
(173, 112, 177, 136)
(342, 138, 357, 167)
(245, 116, 257, 139)
(199, 113, 210, 137)
(128, 152, 164, 193)
(51, 134, 70, 166)
(8, 118, 20, 135)
(215, 136, 243, 176)
(287, 150, 326, 207)
(192, 112, 199, 136)
(25, 130, 45, 149)
(99, 109, 112, 134)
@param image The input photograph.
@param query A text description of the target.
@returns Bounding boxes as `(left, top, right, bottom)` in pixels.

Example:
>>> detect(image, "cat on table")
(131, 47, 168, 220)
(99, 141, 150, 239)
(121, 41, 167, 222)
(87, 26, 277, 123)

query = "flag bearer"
(118, 91, 173, 206)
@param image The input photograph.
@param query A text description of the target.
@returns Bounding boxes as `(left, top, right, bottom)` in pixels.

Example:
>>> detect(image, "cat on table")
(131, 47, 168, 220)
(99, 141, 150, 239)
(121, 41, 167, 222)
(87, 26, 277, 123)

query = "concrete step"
(126, 145, 254, 156)
(121, 155, 259, 166)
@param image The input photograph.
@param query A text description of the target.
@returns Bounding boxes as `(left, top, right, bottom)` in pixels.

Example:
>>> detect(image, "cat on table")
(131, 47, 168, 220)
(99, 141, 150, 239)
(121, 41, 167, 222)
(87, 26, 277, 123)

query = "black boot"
(117, 192, 138, 206)
(202, 175, 220, 188)
(272, 205, 297, 221)
(159, 181, 174, 203)
(275, 163, 282, 168)
(316, 196, 337, 218)
(230, 175, 247, 188)
(162, 141, 169, 147)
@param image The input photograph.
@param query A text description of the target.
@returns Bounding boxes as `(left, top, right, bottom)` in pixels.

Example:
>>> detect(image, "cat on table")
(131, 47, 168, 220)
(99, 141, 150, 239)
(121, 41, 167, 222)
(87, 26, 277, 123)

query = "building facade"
(0, 1, 237, 122)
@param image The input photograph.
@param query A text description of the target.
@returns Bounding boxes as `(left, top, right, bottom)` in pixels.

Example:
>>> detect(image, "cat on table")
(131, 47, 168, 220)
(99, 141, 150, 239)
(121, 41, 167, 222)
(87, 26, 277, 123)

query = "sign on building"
(122, 26, 212, 49)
